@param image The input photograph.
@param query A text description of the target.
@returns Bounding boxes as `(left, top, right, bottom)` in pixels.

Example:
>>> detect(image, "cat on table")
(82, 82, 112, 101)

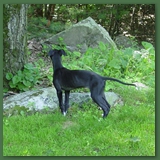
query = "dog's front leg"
(64, 90, 70, 115)
(56, 90, 65, 115)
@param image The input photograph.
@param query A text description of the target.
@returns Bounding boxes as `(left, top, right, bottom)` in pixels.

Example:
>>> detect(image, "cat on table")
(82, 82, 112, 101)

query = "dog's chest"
(53, 75, 76, 91)
(60, 78, 79, 90)
(61, 86, 74, 91)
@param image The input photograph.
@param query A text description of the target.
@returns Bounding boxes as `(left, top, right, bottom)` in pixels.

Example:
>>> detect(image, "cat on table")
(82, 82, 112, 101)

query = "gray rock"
(69, 92, 123, 107)
(3, 87, 123, 113)
(115, 35, 142, 50)
(133, 82, 149, 90)
(42, 17, 117, 53)
(115, 35, 134, 49)
(3, 88, 57, 111)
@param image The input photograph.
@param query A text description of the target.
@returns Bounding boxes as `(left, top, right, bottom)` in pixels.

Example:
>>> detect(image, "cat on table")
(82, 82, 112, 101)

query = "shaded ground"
(27, 39, 53, 89)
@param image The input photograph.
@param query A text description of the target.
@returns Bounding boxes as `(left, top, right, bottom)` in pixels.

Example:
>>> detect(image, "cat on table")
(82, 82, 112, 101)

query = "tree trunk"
(46, 4, 56, 27)
(3, 4, 29, 89)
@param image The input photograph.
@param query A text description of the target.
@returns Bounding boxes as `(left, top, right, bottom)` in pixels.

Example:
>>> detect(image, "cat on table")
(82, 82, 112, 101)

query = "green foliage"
(27, 17, 65, 39)
(6, 63, 41, 92)
(124, 41, 155, 87)
(58, 41, 155, 90)
(44, 67, 53, 85)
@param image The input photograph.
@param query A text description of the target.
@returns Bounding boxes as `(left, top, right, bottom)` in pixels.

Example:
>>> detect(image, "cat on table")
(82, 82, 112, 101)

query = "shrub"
(6, 63, 41, 92)
(59, 41, 155, 89)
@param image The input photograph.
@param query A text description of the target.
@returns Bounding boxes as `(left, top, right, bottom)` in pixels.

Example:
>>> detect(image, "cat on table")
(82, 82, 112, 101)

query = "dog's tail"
(103, 76, 136, 87)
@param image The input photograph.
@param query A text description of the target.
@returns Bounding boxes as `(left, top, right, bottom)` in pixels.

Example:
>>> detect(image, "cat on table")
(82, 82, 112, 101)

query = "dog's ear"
(48, 49, 55, 57)
(59, 49, 67, 56)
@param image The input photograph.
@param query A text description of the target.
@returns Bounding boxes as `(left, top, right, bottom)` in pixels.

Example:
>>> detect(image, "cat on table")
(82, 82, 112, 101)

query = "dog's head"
(48, 49, 66, 57)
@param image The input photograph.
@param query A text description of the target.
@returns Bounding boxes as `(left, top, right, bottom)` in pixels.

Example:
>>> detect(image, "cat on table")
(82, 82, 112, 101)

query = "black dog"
(48, 49, 136, 118)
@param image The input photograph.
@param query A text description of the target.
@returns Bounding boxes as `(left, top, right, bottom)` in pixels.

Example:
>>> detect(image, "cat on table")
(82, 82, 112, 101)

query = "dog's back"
(53, 68, 102, 90)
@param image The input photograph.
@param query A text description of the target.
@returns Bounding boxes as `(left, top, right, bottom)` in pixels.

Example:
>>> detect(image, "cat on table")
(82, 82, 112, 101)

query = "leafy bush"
(124, 41, 155, 87)
(57, 41, 155, 89)
(6, 63, 41, 92)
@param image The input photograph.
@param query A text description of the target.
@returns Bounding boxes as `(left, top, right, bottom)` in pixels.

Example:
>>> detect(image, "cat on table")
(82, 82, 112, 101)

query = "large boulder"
(3, 87, 123, 115)
(42, 17, 117, 53)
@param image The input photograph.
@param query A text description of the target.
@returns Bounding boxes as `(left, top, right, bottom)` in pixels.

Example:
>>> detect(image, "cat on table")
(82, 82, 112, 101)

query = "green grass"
(3, 87, 155, 156)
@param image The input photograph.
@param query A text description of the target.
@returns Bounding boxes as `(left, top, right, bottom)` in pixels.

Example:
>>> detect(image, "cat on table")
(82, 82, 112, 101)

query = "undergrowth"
(52, 41, 155, 90)
(4, 41, 155, 92)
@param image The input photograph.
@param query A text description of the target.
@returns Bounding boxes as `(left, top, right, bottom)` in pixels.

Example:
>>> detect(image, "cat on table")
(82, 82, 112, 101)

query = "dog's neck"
(51, 55, 63, 72)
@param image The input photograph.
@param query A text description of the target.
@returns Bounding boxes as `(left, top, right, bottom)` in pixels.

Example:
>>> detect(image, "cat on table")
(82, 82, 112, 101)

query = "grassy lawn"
(3, 87, 155, 156)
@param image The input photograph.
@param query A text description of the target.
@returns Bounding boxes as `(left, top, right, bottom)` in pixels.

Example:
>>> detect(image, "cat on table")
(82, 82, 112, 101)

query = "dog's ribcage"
(53, 68, 102, 91)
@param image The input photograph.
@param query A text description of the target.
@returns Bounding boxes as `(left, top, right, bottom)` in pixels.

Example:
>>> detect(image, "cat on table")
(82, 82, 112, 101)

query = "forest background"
(3, 4, 155, 91)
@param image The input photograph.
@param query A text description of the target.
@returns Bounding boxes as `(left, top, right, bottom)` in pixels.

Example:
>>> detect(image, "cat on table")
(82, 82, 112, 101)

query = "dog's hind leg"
(64, 90, 70, 115)
(90, 82, 110, 118)
(91, 93, 110, 118)
(101, 94, 111, 118)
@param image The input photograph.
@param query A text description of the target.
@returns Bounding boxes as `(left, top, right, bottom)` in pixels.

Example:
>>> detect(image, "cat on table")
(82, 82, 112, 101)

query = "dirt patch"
(62, 120, 77, 129)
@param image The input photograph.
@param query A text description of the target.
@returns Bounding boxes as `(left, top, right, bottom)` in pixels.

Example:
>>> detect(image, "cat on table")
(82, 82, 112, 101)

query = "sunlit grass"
(3, 88, 155, 156)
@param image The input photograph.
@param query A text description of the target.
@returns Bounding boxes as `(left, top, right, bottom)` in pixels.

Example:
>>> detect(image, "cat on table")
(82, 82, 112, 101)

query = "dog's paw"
(63, 111, 67, 116)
